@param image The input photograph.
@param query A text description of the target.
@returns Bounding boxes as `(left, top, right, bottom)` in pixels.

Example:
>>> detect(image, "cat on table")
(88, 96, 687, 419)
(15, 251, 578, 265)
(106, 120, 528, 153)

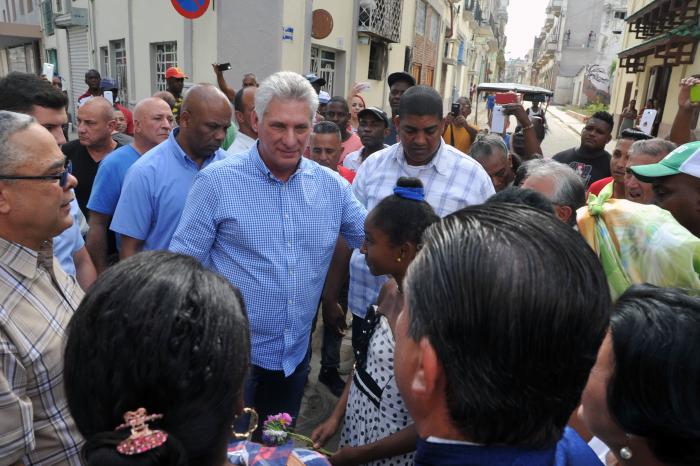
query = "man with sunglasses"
(0, 111, 84, 465)
(0, 71, 96, 290)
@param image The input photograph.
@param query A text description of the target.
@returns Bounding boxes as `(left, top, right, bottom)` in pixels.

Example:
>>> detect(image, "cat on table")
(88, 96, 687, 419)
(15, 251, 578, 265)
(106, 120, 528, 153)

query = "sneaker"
(318, 367, 345, 397)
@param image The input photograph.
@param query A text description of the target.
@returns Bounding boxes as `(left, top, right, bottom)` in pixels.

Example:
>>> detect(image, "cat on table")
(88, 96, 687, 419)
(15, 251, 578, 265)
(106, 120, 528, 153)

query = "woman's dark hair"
(64, 251, 250, 466)
(404, 203, 611, 448)
(609, 284, 700, 466)
(369, 177, 439, 246)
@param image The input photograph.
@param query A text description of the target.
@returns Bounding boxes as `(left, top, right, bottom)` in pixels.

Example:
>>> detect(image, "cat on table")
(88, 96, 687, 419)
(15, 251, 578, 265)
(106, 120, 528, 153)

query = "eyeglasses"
(0, 160, 73, 188)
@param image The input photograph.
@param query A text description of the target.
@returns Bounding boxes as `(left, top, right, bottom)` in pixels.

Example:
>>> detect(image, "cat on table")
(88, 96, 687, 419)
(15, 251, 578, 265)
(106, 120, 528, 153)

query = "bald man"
(62, 97, 118, 213)
(111, 85, 231, 257)
(86, 97, 174, 272)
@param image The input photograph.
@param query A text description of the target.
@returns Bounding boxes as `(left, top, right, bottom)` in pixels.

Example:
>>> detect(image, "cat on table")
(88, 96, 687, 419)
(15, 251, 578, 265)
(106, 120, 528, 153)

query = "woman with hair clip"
(311, 177, 440, 465)
(63, 251, 329, 466)
(580, 284, 700, 466)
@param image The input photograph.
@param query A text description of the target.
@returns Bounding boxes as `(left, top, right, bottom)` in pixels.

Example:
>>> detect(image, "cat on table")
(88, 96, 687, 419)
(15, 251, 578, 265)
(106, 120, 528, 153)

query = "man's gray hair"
(0, 111, 34, 174)
(255, 71, 319, 121)
(470, 133, 508, 160)
(521, 159, 586, 226)
(629, 138, 677, 159)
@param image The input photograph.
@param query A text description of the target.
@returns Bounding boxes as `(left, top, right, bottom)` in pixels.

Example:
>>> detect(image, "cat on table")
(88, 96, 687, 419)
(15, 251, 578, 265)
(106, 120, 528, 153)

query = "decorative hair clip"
(115, 407, 168, 456)
(393, 185, 425, 201)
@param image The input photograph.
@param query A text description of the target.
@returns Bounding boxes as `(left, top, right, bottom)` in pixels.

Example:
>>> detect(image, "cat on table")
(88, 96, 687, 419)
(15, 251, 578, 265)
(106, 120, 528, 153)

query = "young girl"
(311, 177, 439, 465)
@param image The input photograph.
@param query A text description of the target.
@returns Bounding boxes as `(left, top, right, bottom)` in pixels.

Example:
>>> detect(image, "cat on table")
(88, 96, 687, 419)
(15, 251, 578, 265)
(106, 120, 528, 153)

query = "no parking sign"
(171, 0, 210, 19)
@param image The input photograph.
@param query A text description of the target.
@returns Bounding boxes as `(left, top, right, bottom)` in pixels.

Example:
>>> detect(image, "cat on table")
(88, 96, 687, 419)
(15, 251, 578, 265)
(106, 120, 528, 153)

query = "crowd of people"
(0, 63, 698, 466)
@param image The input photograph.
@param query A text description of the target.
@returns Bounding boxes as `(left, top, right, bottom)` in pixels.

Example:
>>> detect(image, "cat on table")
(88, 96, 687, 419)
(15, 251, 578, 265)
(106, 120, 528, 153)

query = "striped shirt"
(170, 144, 366, 376)
(348, 140, 495, 317)
(0, 238, 84, 465)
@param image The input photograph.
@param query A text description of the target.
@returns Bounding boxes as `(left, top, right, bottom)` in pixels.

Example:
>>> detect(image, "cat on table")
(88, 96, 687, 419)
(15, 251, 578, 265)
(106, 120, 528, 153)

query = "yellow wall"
(280, 0, 308, 72)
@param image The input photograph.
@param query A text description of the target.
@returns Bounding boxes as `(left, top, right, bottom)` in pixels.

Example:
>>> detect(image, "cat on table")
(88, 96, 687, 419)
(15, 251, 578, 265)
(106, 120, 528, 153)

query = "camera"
(217, 63, 232, 72)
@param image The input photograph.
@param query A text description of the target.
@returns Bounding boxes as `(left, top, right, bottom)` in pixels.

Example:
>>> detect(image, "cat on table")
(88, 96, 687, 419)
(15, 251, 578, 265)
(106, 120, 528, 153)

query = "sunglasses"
(0, 159, 73, 188)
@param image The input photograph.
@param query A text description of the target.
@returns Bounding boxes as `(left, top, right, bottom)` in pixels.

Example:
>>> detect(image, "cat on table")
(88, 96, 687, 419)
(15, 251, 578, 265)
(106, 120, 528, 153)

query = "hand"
(454, 115, 467, 127)
(329, 446, 363, 466)
(502, 103, 529, 125)
(350, 82, 368, 96)
(211, 63, 223, 75)
(678, 77, 700, 112)
(322, 301, 347, 337)
(444, 113, 455, 125)
(310, 417, 340, 448)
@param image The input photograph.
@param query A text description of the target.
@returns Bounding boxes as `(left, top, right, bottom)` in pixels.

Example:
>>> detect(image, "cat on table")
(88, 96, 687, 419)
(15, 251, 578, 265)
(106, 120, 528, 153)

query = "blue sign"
(171, 0, 210, 19)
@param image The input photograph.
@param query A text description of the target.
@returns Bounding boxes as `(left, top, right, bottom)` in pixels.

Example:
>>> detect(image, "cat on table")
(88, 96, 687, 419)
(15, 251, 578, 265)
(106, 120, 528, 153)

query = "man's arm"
(503, 103, 543, 157)
(669, 77, 700, 145)
(85, 211, 111, 274)
(0, 352, 34, 465)
(212, 64, 236, 101)
(73, 246, 96, 290)
(120, 236, 144, 260)
(321, 238, 352, 336)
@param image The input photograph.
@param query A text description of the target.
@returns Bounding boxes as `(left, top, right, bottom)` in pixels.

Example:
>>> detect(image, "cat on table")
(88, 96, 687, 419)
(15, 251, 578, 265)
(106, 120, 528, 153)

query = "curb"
(547, 108, 583, 136)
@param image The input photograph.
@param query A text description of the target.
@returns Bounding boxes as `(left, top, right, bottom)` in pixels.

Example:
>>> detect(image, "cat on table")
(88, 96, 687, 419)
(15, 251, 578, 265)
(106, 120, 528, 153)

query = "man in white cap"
(630, 140, 700, 237)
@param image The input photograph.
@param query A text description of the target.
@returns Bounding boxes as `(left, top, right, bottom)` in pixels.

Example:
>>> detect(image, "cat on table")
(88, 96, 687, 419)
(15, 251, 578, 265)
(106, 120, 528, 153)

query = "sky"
(504, 0, 549, 60)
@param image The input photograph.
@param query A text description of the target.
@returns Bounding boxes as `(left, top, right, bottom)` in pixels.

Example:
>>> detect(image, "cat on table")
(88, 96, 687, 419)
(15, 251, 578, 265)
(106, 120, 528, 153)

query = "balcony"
(627, 0, 699, 40)
(358, 0, 402, 43)
(54, 7, 88, 28)
(546, 0, 563, 16)
(443, 38, 466, 66)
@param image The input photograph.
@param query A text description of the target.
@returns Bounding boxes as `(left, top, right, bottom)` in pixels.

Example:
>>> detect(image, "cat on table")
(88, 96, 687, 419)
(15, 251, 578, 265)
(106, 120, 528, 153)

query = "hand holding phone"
(217, 63, 232, 72)
(490, 105, 506, 133)
(691, 84, 700, 104)
(451, 103, 460, 117)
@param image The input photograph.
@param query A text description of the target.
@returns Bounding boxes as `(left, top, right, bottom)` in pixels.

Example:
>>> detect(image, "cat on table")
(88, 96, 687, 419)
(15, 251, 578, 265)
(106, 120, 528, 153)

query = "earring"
(231, 407, 259, 441)
(396, 257, 402, 262)
(619, 446, 633, 460)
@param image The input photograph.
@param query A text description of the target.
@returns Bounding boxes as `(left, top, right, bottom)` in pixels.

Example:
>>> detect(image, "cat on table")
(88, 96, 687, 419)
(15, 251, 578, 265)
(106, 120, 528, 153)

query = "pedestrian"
(312, 177, 439, 465)
(623, 138, 676, 204)
(86, 97, 174, 273)
(552, 111, 614, 187)
(0, 71, 96, 288)
(111, 84, 231, 257)
(309, 121, 355, 183)
(385, 72, 416, 145)
(323, 97, 363, 164)
(618, 99, 637, 136)
(469, 133, 516, 192)
(169, 71, 366, 435)
(323, 85, 493, 358)
(78, 69, 101, 102)
(0, 111, 84, 465)
(442, 96, 479, 154)
(342, 107, 390, 172)
(226, 86, 257, 155)
(395, 203, 610, 465)
(165, 66, 187, 120)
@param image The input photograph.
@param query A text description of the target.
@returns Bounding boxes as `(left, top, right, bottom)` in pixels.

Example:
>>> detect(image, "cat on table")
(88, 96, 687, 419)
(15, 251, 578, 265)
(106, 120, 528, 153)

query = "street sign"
(171, 0, 210, 19)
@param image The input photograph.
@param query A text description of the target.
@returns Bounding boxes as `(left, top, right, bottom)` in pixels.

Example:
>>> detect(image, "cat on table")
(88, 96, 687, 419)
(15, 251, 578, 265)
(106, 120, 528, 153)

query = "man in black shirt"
(61, 97, 120, 214)
(552, 111, 614, 187)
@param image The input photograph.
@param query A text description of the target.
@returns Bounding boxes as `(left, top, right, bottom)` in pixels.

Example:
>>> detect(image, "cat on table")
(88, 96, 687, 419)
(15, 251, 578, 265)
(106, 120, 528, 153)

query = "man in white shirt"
(227, 86, 257, 156)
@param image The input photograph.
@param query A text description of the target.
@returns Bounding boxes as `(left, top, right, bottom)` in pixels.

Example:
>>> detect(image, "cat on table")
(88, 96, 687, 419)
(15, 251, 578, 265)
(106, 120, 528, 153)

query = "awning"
(618, 23, 700, 73)
(0, 22, 42, 49)
(476, 82, 554, 96)
(627, 0, 699, 40)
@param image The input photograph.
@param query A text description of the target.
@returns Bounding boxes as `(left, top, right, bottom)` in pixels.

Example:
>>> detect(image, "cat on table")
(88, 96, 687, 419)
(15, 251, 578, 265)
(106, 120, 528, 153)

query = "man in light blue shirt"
(86, 97, 173, 273)
(111, 85, 231, 257)
(170, 72, 366, 432)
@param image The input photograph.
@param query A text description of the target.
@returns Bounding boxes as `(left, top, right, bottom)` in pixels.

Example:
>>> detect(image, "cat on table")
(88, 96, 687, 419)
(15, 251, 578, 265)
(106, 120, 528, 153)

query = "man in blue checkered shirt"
(170, 71, 366, 432)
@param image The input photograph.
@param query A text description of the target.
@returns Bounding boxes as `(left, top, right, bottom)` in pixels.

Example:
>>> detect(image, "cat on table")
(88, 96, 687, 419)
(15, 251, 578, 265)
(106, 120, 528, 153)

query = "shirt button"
(284, 213, 289, 219)
(288, 299, 294, 305)
(287, 242, 292, 247)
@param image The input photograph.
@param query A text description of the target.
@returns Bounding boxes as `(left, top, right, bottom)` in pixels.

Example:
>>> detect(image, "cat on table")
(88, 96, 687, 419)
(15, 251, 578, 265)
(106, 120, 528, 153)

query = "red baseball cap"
(165, 67, 188, 79)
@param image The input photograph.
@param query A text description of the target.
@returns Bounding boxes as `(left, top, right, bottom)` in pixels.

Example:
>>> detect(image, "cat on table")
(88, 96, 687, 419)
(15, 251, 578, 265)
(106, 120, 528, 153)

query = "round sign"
(171, 0, 211, 19)
(311, 9, 334, 40)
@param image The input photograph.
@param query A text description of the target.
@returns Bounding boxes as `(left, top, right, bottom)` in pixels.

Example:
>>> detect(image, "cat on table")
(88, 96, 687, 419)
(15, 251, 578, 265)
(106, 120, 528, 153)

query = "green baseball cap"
(631, 141, 700, 183)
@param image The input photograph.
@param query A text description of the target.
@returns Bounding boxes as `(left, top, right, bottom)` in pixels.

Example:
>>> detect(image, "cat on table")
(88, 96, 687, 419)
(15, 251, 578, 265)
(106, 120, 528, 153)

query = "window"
(45, 48, 57, 72)
(415, 1, 426, 36)
(614, 11, 626, 19)
(40, 0, 53, 35)
(310, 45, 336, 95)
(368, 40, 385, 80)
(100, 46, 109, 76)
(425, 66, 435, 87)
(111, 39, 128, 106)
(429, 9, 440, 43)
(153, 41, 177, 92)
(412, 63, 422, 83)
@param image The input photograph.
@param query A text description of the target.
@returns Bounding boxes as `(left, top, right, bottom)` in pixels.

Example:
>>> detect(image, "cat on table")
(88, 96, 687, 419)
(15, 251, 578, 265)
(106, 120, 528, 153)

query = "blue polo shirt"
(170, 143, 367, 375)
(111, 128, 227, 251)
(87, 144, 140, 216)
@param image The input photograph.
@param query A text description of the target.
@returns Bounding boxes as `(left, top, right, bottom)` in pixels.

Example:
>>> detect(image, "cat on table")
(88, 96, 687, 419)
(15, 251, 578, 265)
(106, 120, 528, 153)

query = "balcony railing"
(358, 0, 402, 43)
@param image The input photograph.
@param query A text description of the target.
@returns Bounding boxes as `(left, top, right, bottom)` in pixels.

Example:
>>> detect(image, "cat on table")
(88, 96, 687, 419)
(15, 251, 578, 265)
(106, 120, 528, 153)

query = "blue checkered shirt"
(348, 140, 495, 317)
(170, 144, 367, 375)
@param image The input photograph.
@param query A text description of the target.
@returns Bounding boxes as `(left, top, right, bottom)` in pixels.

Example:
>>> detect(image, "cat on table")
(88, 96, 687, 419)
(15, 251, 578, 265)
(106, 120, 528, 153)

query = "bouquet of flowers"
(262, 413, 333, 456)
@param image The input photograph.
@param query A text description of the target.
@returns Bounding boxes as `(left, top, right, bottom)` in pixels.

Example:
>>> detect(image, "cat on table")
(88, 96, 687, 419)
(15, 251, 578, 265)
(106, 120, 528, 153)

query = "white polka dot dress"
(340, 314, 414, 465)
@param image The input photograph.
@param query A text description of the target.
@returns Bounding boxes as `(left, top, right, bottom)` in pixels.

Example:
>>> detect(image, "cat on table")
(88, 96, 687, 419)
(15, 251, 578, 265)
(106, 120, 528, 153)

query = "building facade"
(609, 0, 700, 137)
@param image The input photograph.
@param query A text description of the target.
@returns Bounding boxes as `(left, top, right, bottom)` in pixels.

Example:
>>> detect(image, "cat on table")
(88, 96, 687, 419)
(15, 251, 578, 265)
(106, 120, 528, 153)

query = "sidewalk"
(546, 106, 585, 135)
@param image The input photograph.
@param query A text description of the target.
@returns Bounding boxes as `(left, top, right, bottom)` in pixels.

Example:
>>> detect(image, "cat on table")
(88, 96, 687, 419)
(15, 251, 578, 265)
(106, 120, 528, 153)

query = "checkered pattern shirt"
(348, 140, 495, 317)
(0, 238, 84, 465)
(170, 144, 366, 376)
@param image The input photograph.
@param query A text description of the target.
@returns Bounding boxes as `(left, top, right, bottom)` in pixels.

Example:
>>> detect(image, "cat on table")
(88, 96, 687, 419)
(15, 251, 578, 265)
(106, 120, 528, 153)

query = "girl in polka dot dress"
(311, 177, 439, 465)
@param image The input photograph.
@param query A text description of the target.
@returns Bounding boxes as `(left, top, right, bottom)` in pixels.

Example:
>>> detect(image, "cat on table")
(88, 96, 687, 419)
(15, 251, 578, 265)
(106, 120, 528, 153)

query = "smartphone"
(217, 62, 232, 72)
(451, 103, 460, 117)
(495, 92, 518, 105)
(691, 84, 700, 104)
(490, 105, 506, 133)
(103, 90, 114, 105)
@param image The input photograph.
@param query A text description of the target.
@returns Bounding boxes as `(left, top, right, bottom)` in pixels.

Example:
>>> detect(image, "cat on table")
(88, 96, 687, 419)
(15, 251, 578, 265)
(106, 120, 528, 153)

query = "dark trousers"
(241, 348, 311, 441)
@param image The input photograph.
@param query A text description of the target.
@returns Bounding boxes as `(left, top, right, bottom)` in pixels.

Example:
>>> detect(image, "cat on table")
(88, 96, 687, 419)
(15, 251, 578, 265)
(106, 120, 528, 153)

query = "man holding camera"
(443, 96, 479, 154)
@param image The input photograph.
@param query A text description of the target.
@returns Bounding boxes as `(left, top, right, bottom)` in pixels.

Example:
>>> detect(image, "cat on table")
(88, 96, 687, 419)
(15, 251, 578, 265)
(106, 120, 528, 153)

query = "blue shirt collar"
(169, 127, 219, 168)
(250, 142, 315, 182)
(392, 139, 450, 176)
